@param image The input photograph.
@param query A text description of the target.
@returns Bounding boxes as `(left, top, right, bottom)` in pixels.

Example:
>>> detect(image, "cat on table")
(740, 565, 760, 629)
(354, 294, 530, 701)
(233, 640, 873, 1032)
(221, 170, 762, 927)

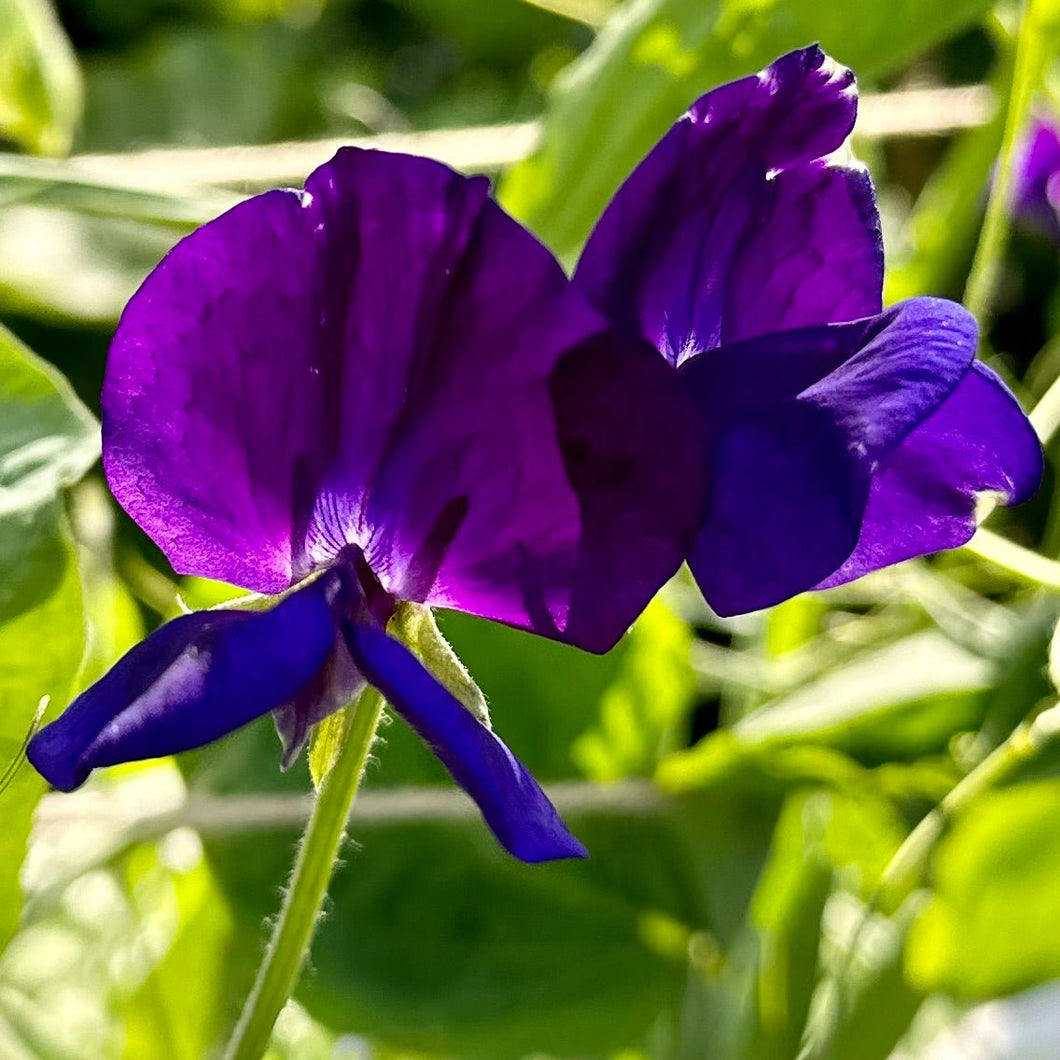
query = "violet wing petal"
(106, 147, 704, 652)
(28, 578, 337, 791)
(342, 618, 587, 863)
(817, 362, 1044, 587)
(573, 45, 880, 362)
(679, 298, 978, 615)
(685, 402, 869, 616)
(799, 298, 978, 457)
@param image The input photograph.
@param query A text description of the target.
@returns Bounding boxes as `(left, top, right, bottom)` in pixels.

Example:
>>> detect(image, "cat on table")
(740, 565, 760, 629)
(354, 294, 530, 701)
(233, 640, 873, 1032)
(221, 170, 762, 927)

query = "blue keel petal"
(29, 576, 338, 790)
(342, 619, 587, 863)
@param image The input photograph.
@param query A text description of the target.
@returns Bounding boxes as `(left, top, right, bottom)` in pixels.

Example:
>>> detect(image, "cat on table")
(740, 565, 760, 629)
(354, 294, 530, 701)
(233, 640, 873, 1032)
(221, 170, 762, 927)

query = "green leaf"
(199, 785, 780, 1060)
(0, 0, 82, 156)
(906, 778, 1060, 997)
(0, 321, 99, 506)
(501, 0, 995, 258)
(0, 322, 97, 950)
(308, 706, 350, 790)
(743, 792, 834, 1060)
(0, 502, 85, 952)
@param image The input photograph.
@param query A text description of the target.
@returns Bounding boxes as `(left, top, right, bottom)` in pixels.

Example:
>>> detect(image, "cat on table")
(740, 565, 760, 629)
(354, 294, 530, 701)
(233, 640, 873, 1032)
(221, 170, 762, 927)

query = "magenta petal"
(302, 149, 705, 651)
(573, 45, 877, 363)
(342, 619, 587, 863)
(27, 577, 337, 791)
(105, 148, 703, 651)
(104, 188, 329, 595)
(818, 363, 1044, 587)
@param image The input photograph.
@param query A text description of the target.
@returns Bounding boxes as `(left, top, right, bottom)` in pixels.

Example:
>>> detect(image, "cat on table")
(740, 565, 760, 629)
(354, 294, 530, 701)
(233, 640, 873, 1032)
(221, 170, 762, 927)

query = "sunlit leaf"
(121, 845, 237, 1060)
(907, 779, 1060, 997)
(0, 322, 97, 950)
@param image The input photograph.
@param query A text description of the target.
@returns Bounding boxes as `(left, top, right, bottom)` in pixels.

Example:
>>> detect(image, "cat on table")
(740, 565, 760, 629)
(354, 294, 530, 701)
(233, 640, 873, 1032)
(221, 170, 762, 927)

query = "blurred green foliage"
(908, 778, 1060, 996)
(4, 1, 1060, 1059)
(0, 321, 97, 950)
(0, 0, 82, 154)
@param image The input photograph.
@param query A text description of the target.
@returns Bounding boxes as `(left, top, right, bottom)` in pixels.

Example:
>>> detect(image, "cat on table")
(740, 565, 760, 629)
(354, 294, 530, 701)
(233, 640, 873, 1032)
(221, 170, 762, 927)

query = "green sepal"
(388, 601, 491, 729)
(308, 706, 352, 791)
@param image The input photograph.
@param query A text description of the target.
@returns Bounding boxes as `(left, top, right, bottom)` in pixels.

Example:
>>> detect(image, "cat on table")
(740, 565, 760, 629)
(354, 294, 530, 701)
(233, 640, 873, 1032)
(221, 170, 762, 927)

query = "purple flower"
(573, 45, 1043, 616)
(27, 149, 708, 862)
(1012, 112, 1060, 240)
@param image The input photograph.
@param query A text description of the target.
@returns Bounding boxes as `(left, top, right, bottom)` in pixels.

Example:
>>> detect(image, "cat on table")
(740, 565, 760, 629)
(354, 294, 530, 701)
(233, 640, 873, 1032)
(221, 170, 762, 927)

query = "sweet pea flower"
(1011, 112, 1060, 240)
(28, 149, 708, 862)
(573, 45, 1043, 616)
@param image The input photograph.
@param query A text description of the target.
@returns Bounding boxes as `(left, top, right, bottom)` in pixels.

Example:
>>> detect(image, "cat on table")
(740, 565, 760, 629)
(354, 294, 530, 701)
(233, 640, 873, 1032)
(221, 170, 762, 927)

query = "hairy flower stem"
(963, 0, 1056, 329)
(800, 703, 1060, 1060)
(223, 687, 385, 1060)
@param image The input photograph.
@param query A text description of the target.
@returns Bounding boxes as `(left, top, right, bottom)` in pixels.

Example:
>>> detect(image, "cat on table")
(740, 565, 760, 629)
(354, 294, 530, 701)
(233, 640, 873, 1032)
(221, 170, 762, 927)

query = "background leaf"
(500, 0, 996, 257)
(0, 0, 83, 156)
(906, 778, 1060, 998)
(0, 322, 97, 950)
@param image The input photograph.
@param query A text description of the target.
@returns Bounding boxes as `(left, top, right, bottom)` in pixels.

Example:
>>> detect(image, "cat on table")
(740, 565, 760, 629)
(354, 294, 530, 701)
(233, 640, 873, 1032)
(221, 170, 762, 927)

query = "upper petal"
(104, 188, 330, 594)
(105, 148, 704, 652)
(721, 163, 883, 344)
(342, 618, 587, 863)
(27, 576, 338, 791)
(573, 45, 880, 363)
(312, 150, 705, 652)
(817, 362, 1044, 587)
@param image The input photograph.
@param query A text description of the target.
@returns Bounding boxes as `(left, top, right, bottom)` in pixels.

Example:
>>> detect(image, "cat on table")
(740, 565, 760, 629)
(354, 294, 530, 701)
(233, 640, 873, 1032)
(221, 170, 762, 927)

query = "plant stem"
(875, 706, 1059, 909)
(963, 0, 1054, 329)
(223, 687, 385, 1060)
(963, 526, 1060, 588)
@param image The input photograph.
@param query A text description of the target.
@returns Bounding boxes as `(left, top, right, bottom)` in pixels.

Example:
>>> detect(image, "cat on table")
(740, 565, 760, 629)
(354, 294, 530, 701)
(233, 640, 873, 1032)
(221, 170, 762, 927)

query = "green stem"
(1030, 360, 1060, 444)
(963, 0, 1054, 328)
(963, 527, 1060, 589)
(223, 687, 385, 1060)
(875, 710, 1056, 908)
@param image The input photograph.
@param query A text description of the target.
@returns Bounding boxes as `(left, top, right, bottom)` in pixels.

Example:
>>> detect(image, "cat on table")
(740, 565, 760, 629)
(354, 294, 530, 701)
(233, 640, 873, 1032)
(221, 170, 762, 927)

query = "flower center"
(330, 544, 397, 629)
